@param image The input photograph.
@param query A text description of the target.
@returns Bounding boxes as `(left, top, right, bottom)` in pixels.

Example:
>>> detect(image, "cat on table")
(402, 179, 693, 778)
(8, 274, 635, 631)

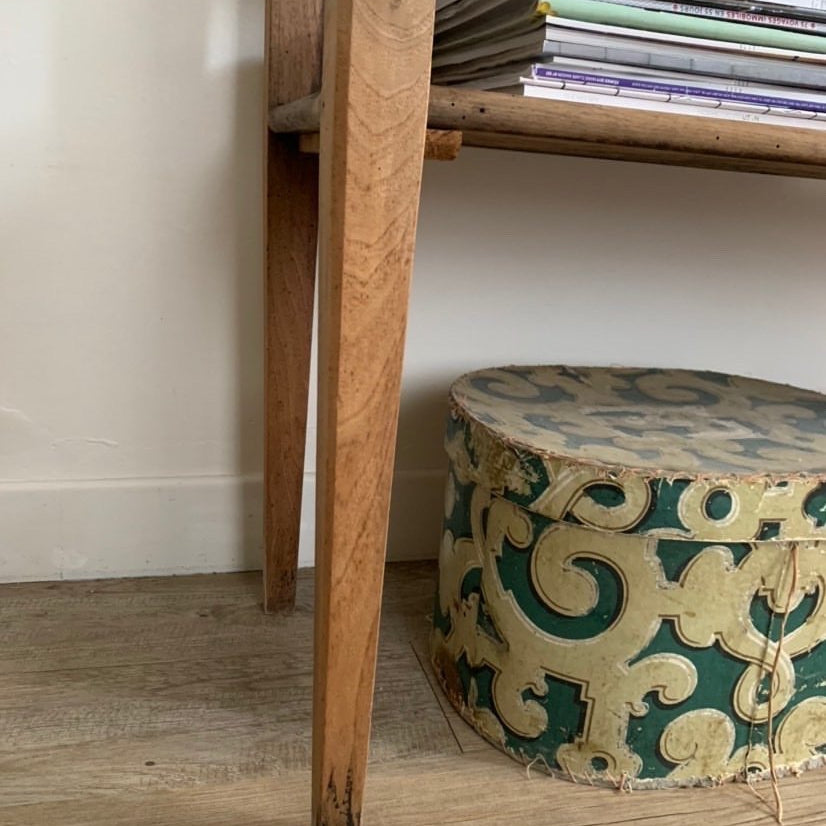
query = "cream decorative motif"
(433, 478, 826, 786)
(451, 366, 826, 478)
(662, 698, 826, 781)
(677, 478, 826, 541)
(434, 366, 826, 787)
(446, 408, 826, 542)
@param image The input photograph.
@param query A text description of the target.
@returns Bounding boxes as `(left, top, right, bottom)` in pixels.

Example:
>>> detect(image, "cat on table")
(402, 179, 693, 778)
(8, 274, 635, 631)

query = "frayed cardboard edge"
(430, 649, 826, 792)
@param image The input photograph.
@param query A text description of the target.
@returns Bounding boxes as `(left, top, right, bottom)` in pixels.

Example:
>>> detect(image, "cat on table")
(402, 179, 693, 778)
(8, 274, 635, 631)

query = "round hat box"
(431, 365, 826, 789)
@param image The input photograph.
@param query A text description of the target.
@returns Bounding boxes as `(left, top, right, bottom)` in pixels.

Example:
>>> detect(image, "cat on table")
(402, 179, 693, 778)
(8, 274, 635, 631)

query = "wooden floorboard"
(3, 562, 826, 825)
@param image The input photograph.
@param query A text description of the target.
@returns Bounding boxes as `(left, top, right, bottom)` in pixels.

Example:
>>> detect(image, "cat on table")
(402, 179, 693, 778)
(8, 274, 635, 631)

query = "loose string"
(765, 542, 799, 826)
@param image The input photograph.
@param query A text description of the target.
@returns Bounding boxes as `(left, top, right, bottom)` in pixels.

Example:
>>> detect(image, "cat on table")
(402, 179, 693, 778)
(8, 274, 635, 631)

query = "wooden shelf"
(270, 84, 826, 179)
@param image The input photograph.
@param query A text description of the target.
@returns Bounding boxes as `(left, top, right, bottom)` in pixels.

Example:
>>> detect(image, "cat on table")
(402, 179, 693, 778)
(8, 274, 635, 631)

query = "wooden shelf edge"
(460, 130, 826, 179)
(269, 93, 321, 133)
(269, 86, 826, 179)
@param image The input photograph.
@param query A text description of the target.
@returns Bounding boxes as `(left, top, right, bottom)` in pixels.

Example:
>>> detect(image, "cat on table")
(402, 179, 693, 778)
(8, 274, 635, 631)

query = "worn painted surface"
(433, 366, 826, 788)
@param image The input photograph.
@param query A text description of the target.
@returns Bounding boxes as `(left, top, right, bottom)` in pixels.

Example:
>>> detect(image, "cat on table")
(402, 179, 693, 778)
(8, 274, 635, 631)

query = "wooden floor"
(3, 562, 826, 825)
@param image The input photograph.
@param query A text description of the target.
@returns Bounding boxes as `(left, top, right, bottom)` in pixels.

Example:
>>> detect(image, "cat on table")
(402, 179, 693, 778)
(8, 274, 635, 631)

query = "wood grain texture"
(4, 565, 826, 826)
(0, 565, 453, 810)
(269, 87, 826, 178)
(428, 86, 826, 175)
(300, 130, 462, 161)
(312, 0, 435, 820)
(10, 759, 826, 826)
(263, 135, 317, 612)
(267, 0, 323, 104)
(0, 648, 451, 809)
(460, 130, 826, 179)
(263, 0, 323, 612)
(424, 129, 463, 161)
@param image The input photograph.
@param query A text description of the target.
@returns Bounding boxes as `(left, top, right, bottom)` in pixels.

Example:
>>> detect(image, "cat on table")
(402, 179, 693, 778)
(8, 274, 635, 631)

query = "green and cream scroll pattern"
(445, 413, 826, 543)
(451, 366, 826, 478)
(432, 448, 826, 786)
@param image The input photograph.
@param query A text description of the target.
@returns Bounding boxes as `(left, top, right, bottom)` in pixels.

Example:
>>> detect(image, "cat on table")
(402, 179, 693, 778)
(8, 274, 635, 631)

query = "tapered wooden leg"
(311, 0, 435, 821)
(263, 0, 323, 613)
(263, 134, 318, 612)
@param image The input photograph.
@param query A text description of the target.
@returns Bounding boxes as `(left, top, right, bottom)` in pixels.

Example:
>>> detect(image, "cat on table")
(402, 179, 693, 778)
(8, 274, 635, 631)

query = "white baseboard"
(0, 475, 266, 582)
(0, 470, 444, 582)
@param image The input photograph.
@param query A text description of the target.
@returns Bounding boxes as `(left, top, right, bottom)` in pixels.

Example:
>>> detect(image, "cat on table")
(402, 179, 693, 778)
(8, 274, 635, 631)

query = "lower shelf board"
(269, 86, 826, 179)
(2, 562, 825, 825)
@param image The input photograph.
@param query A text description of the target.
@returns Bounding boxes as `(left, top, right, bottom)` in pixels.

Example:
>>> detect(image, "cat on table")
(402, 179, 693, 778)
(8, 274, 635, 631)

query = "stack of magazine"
(431, 0, 826, 128)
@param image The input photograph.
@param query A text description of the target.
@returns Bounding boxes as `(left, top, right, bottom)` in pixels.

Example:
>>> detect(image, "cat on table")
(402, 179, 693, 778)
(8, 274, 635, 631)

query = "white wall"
(2, 0, 825, 581)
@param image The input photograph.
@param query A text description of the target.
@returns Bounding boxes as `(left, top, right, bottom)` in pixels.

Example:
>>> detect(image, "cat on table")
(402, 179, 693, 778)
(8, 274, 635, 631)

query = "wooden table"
(263, 1, 826, 823)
